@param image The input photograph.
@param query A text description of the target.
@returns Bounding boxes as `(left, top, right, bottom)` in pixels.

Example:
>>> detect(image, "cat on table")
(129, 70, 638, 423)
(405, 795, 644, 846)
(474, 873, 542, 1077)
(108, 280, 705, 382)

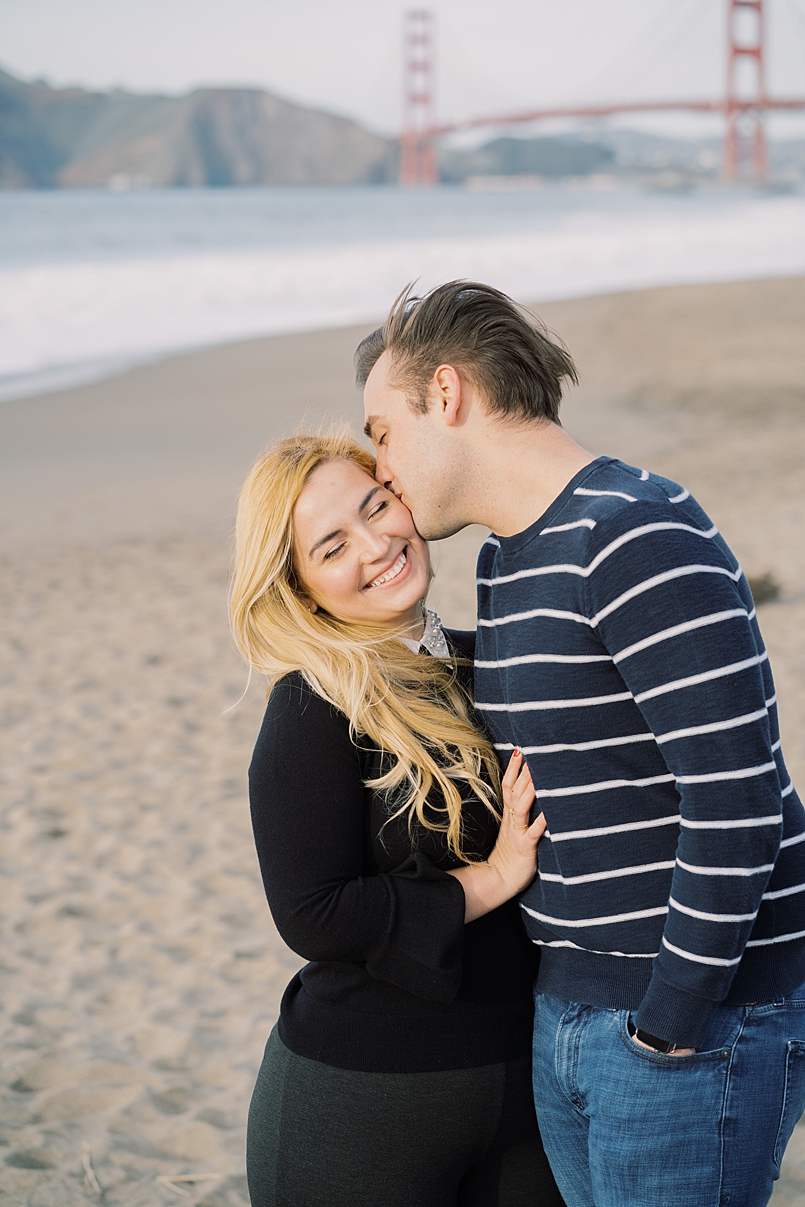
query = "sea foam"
(1, 188, 803, 402)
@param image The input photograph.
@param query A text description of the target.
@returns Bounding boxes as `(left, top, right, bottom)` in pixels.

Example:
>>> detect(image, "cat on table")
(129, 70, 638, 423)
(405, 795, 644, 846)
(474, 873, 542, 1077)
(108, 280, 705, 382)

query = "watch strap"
(628, 1019, 678, 1053)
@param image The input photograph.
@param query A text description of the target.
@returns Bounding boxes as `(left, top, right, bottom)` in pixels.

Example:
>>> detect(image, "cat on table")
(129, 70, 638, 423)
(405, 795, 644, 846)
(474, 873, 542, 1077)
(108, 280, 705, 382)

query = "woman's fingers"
(529, 811, 547, 841)
(510, 764, 536, 809)
(502, 748, 524, 790)
(501, 751, 541, 842)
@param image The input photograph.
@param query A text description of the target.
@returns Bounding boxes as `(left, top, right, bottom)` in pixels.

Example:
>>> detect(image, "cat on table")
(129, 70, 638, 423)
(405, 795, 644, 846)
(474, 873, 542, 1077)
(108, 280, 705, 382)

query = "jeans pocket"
(773, 1041, 805, 1173)
(622, 1018, 733, 1066)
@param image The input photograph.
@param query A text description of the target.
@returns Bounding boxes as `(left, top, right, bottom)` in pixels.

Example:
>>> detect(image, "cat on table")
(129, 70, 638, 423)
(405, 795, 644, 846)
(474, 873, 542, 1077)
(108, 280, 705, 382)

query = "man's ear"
(431, 364, 462, 427)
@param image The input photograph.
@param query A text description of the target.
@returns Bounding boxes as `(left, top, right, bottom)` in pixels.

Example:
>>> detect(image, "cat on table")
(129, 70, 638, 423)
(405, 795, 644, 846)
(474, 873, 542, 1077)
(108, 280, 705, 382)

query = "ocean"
(1, 182, 804, 403)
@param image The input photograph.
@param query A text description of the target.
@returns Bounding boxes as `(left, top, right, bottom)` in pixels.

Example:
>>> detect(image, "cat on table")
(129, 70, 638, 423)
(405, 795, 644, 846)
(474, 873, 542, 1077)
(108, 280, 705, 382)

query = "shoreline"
(4, 260, 805, 410)
(2, 275, 805, 1205)
(5, 183, 805, 411)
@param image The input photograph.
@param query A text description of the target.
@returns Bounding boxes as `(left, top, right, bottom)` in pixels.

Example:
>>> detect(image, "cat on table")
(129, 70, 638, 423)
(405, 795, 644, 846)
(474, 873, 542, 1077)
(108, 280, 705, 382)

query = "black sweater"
(248, 630, 539, 1073)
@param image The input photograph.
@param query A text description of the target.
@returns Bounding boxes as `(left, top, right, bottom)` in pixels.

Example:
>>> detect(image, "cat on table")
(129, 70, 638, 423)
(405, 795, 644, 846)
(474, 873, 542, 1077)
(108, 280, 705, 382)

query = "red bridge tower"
(724, 0, 768, 179)
(400, 10, 439, 186)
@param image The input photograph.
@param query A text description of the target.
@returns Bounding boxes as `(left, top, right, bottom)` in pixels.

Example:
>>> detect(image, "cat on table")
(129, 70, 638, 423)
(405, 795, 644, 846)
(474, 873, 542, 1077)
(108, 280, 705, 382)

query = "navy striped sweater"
(474, 456, 805, 1047)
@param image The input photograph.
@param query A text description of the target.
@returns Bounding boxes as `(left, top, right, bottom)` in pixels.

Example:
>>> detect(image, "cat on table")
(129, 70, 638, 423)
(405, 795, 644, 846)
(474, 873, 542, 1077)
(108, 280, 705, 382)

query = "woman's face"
(293, 458, 430, 631)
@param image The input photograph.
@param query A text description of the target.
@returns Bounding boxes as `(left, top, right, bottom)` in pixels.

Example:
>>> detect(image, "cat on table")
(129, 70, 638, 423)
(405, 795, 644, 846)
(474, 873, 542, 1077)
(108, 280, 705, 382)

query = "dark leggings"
(247, 1027, 564, 1207)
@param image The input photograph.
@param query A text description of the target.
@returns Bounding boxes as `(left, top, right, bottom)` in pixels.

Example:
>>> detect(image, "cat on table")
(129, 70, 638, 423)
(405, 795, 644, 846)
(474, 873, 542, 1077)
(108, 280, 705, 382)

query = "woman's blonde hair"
(230, 430, 501, 862)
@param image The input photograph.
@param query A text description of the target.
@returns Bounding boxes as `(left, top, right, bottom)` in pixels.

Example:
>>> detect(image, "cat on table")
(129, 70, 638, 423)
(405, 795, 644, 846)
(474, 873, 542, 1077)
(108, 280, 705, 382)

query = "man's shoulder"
(568, 459, 691, 522)
(551, 459, 722, 553)
(480, 460, 710, 562)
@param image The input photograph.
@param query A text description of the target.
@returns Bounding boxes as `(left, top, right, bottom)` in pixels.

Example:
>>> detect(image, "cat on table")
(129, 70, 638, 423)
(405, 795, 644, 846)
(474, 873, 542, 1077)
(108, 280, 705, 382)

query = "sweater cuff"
(366, 854, 466, 1003)
(634, 973, 720, 1049)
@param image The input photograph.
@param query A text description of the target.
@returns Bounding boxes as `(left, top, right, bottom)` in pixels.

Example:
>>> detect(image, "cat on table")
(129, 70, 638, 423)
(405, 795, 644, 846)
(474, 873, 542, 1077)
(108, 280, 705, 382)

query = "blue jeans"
(533, 987, 805, 1207)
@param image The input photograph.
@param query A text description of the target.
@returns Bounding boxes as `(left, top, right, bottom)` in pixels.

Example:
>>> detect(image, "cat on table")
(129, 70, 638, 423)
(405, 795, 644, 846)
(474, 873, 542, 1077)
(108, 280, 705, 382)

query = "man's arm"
(587, 511, 783, 1048)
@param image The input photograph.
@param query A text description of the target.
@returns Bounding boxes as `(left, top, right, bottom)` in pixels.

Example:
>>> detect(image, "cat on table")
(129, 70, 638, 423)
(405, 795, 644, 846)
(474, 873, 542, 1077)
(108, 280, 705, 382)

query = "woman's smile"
(364, 547, 410, 590)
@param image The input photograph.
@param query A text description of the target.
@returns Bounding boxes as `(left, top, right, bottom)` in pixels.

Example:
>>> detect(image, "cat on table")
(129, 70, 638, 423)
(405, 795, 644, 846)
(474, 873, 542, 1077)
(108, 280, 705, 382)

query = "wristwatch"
(628, 1019, 679, 1054)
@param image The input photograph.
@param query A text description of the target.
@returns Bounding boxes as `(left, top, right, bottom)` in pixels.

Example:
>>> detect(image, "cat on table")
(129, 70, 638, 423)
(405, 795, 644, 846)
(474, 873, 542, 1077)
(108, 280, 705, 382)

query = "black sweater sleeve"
(248, 674, 468, 1003)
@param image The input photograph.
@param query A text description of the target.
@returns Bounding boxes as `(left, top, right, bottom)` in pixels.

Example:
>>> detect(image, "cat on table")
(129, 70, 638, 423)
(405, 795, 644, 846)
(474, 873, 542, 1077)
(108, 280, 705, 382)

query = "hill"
(0, 67, 396, 187)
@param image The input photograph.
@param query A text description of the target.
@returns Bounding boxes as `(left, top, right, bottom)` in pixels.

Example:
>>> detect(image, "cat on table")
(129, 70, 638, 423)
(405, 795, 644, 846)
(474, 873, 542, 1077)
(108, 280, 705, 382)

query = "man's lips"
(364, 547, 409, 590)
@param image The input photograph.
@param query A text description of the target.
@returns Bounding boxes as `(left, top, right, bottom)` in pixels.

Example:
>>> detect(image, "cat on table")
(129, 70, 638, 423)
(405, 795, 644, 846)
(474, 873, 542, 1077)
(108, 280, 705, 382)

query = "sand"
(1, 276, 804, 1205)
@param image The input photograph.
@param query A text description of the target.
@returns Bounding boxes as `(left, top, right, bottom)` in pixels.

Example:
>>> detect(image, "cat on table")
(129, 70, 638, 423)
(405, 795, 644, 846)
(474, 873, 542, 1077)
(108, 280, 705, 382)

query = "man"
(357, 280, 805, 1207)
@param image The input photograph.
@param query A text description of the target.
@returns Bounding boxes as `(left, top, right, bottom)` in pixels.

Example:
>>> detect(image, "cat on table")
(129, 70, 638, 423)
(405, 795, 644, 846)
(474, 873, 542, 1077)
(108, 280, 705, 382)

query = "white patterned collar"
(398, 607, 450, 658)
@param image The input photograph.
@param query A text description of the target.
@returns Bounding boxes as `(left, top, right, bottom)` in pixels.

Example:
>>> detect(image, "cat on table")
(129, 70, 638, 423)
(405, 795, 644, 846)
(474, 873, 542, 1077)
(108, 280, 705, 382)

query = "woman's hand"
(490, 748, 546, 894)
(447, 750, 546, 923)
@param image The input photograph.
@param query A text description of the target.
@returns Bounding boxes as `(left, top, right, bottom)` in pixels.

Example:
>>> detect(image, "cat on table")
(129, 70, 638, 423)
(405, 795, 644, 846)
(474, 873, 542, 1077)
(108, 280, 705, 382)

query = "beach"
(1, 275, 805, 1205)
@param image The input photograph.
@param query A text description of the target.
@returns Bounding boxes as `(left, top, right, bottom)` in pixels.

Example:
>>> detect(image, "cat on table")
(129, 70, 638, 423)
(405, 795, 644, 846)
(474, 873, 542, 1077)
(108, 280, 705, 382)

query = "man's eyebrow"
(307, 487, 382, 559)
(364, 416, 379, 439)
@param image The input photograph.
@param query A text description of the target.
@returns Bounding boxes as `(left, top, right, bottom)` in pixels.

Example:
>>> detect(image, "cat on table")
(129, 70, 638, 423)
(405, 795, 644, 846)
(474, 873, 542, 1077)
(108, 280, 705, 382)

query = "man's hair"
(355, 280, 578, 423)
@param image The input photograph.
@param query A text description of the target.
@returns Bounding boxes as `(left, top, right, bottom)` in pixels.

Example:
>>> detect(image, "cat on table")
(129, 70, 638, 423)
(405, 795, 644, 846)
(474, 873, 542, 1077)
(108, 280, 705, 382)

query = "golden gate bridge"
(399, 0, 805, 185)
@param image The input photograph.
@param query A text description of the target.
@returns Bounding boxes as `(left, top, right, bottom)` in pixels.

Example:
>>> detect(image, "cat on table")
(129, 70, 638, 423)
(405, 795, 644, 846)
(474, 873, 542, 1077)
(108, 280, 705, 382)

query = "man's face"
(363, 350, 464, 541)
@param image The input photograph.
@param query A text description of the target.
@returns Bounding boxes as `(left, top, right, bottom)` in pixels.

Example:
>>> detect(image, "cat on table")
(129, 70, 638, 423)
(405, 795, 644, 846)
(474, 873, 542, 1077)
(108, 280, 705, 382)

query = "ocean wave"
(1, 192, 803, 402)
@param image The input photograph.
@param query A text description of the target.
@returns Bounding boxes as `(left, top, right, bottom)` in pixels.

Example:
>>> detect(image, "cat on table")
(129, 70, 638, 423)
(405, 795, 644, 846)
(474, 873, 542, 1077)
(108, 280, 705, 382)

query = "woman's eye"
(368, 501, 389, 521)
(324, 543, 344, 561)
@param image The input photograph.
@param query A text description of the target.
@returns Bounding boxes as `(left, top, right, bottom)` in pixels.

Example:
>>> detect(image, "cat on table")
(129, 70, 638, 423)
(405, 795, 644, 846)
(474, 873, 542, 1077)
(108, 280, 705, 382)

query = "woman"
(230, 431, 563, 1207)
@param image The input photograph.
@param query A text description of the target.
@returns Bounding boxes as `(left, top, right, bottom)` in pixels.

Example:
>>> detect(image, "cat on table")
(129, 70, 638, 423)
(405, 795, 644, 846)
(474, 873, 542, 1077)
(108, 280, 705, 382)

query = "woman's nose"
(362, 527, 392, 561)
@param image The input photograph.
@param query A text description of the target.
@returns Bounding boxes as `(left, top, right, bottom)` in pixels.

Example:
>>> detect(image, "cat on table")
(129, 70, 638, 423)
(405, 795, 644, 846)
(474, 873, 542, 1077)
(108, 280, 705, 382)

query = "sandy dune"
(1, 276, 804, 1204)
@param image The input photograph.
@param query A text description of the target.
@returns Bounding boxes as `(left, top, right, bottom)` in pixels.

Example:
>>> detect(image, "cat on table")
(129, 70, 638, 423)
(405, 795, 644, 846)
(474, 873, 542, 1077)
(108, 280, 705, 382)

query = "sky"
(3, 0, 805, 140)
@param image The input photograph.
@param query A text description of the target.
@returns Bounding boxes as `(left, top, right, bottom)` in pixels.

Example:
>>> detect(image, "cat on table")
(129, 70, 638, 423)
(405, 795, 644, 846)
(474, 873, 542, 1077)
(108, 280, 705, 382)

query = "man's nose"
(374, 447, 393, 491)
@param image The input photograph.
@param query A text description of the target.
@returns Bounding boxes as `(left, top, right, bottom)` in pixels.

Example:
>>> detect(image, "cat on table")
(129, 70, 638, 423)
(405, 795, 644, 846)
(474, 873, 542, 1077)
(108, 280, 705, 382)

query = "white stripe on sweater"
(495, 733, 655, 754)
(532, 936, 658, 958)
(540, 859, 675, 886)
(541, 519, 597, 534)
(781, 831, 805, 850)
(763, 881, 805, 901)
(669, 896, 758, 923)
(639, 469, 650, 481)
(522, 903, 668, 928)
(480, 656, 769, 713)
(574, 487, 637, 501)
(475, 652, 611, 668)
(661, 937, 742, 967)
(676, 762, 778, 786)
(746, 928, 805, 947)
(669, 489, 690, 503)
(550, 814, 681, 843)
(782, 782, 794, 798)
(634, 652, 768, 704)
(478, 521, 718, 587)
(495, 733, 655, 755)
(477, 606, 590, 628)
(537, 772, 675, 799)
(592, 563, 742, 626)
(679, 813, 781, 830)
(476, 691, 632, 712)
(676, 859, 774, 877)
(656, 708, 768, 745)
(613, 609, 749, 664)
